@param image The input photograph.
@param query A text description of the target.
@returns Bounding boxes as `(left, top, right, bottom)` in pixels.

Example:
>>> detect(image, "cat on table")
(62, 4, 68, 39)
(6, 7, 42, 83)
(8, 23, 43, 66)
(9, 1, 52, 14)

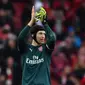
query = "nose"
(41, 34, 45, 39)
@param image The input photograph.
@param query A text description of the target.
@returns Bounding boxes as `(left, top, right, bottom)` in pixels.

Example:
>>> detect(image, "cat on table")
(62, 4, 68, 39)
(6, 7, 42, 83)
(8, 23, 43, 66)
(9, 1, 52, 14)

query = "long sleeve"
(43, 23, 56, 50)
(17, 25, 31, 54)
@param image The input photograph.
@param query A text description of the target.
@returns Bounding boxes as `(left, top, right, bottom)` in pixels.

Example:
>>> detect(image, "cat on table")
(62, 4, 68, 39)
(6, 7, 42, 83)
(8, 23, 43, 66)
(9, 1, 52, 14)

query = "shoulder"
(43, 44, 54, 54)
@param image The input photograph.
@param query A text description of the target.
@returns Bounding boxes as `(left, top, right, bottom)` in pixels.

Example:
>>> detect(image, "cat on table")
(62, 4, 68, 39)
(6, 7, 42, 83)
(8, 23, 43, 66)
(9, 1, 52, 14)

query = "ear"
(32, 34, 34, 37)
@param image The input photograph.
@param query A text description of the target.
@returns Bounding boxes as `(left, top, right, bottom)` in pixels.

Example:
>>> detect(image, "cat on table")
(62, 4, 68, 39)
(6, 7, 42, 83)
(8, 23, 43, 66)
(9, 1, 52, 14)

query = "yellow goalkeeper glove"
(35, 7, 46, 22)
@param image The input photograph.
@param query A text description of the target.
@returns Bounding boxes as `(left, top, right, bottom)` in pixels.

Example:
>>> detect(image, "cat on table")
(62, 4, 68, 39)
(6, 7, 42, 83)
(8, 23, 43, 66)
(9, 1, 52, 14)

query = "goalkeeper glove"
(35, 7, 47, 23)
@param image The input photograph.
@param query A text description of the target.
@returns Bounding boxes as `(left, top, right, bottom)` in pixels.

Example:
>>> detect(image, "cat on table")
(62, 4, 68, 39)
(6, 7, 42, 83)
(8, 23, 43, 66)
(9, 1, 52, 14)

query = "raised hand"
(28, 6, 35, 26)
(35, 7, 46, 22)
(31, 6, 35, 21)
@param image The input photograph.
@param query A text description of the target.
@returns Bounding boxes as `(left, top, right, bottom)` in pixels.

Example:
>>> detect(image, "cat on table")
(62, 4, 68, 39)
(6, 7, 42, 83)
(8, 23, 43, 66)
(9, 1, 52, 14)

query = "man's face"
(36, 30, 46, 44)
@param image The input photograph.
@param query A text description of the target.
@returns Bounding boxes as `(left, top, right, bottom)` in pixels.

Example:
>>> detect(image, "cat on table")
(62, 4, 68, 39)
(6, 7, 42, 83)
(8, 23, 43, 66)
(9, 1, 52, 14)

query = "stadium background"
(0, 0, 85, 85)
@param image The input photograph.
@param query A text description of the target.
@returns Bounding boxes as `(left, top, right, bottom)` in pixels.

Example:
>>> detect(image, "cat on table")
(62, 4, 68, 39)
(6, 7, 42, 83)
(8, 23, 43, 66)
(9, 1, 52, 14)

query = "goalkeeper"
(18, 6, 56, 85)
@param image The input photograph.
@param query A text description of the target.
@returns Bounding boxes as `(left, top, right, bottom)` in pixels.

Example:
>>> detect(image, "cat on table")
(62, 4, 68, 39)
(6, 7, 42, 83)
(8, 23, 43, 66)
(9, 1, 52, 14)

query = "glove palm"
(35, 7, 46, 22)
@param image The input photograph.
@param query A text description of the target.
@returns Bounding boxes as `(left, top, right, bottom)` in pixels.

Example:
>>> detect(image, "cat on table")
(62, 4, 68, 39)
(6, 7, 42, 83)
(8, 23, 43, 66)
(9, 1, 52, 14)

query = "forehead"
(37, 30, 46, 34)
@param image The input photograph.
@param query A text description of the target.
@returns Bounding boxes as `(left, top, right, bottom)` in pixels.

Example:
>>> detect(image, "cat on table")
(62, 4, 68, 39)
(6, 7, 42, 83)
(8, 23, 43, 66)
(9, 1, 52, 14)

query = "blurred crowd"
(0, 0, 85, 85)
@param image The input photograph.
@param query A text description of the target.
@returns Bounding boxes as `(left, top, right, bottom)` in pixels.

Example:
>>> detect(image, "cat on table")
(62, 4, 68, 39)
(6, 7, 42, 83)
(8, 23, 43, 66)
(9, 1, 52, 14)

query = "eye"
(39, 32, 43, 34)
(39, 33, 46, 35)
(38, 31, 46, 35)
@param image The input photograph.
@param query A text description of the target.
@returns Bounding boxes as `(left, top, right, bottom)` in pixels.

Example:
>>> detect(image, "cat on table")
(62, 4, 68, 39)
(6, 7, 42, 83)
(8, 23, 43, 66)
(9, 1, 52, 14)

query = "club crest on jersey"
(38, 46, 43, 52)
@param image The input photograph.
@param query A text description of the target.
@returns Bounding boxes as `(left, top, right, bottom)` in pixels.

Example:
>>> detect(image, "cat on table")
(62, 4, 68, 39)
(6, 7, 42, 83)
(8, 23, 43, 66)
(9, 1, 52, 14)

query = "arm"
(17, 6, 35, 53)
(43, 23, 56, 50)
(35, 7, 56, 50)
(17, 25, 30, 53)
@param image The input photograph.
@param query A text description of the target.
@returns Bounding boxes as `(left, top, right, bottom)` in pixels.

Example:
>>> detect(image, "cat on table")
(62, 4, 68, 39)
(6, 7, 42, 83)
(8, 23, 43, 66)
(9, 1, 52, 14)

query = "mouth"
(40, 39, 45, 42)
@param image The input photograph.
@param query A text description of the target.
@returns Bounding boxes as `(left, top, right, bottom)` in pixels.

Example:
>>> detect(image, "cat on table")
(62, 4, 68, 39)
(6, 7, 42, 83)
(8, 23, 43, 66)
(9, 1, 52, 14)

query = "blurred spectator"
(76, 1, 85, 39)
(0, 0, 14, 28)
(0, 24, 11, 45)
(57, 26, 81, 64)
(66, 46, 85, 85)
(5, 56, 14, 85)
(60, 65, 72, 85)
(67, 26, 81, 48)
(21, 1, 34, 27)
(51, 52, 69, 84)
(0, 10, 14, 29)
(63, 0, 74, 28)
(3, 39, 20, 65)
(0, 57, 14, 85)
(0, 0, 15, 16)
(57, 36, 75, 61)
(51, 52, 68, 74)
(54, 8, 64, 40)
(1, 56, 21, 85)
(0, 74, 6, 85)
(0, 24, 11, 68)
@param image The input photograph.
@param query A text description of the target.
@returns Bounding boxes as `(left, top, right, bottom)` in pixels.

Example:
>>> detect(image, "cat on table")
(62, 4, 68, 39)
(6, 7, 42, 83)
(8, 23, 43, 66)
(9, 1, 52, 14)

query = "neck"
(31, 39, 40, 46)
